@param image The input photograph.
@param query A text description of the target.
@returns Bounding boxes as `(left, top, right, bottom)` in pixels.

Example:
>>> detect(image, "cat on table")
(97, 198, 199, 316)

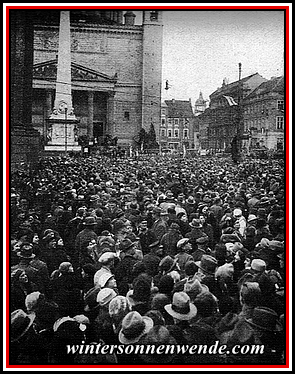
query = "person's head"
(239, 281, 261, 307)
(176, 238, 192, 253)
(193, 292, 218, 318)
(164, 292, 197, 322)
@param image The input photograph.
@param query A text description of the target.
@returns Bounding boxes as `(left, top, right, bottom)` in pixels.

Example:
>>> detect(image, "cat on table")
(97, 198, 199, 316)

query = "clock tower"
(194, 91, 207, 116)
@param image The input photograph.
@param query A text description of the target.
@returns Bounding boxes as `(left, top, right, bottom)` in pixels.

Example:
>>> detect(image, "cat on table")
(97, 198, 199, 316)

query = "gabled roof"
(164, 100, 194, 117)
(33, 59, 118, 82)
(245, 76, 284, 99)
(210, 72, 262, 97)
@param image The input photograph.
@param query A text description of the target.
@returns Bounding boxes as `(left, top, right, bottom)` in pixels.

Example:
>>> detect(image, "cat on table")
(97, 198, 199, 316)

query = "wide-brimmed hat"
(119, 311, 153, 344)
(11, 309, 36, 342)
(164, 292, 197, 321)
(196, 255, 218, 275)
(17, 242, 35, 259)
(189, 219, 202, 229)
(184, 277, 209, 300)
(246, 307, 283, 332)
(138, 325, 177, 364)
(83, 216, 97, 226)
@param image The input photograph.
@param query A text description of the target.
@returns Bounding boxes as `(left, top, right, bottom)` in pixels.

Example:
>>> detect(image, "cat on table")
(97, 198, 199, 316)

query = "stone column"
(107, 93, 115, 136)
(88, 91, 94, 139)
(10, 10, 41, 169)
(46, 89, 53, 118)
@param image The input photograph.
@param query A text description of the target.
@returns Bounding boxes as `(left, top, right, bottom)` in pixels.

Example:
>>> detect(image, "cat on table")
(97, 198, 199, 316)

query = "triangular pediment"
(33, 59, 117, 82)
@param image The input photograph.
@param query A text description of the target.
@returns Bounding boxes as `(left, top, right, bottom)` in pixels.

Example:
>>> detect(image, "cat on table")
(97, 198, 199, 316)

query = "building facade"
(197, 73, 268, 151)
(31, 10, 163, 148)
(159, 99, 194, 151)
(243, 76, 284, 151)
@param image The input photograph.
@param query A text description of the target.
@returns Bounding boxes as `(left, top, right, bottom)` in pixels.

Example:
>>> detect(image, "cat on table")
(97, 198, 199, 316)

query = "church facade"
(31, 10, 163, 148)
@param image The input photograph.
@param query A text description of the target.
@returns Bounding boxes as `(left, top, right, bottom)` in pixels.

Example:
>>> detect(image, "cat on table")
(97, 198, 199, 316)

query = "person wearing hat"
(137, 220, 157, 256)
(195, 254, 220, 298)
(184, 196, 197, 219)
(50, 261, 84, 318)
(164, 291, 197, 334)
(126, 273, 153, 315)
(10, 268, 38, 312)
(92, 287, 118, 345)
(174, 238, 194, 275)
(74, 216, 98, 267)
(233, 208, 247, 238)
(243, 307, 284, 364)
(160, 222, 183, 257)
(11, 242, 44, 294)
(93, 251, 116, 288)
(185, 218, 207, 251)
(108, 295, 131, 336)
(142, 240, 163, 278)
(138, 325, 180, 364)
(113, 238, 138, 296)
(151, 206, 169, 242)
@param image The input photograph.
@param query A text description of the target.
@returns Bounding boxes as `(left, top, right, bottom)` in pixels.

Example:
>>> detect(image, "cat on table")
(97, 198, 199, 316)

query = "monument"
(45, 10, 80, 153)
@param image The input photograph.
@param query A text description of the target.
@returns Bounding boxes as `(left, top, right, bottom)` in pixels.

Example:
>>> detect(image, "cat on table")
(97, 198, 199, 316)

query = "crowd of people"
(9, 153, 286, 365)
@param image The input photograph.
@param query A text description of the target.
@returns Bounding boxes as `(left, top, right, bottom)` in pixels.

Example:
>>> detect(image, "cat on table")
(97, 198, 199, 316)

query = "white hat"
(177, 238, 190, 249)
(247, 214, 257, 223)
(96, 288, 117, 307)
(97, 272, 115, 288)
(98, 252, 116, 264)
(233, 208, 242, 217)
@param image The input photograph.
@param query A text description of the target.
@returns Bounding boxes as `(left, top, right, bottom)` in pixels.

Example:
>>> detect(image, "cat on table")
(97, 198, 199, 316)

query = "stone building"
(159, 99, 194, 151)
(197, 73, 268, 151)
(243, 76, 284, 151)
(31, 10, 163, 148)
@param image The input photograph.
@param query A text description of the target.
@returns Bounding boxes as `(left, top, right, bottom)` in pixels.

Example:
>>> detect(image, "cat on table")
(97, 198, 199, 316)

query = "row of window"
(244, 100, 284, 114)
(160, 129, 189, 138)
(244, 116, 284, 131)
(161, 117, 190, 126)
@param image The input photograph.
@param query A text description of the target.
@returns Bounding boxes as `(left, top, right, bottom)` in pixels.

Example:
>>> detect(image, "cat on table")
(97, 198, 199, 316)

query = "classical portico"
(32, 59, 118, 145)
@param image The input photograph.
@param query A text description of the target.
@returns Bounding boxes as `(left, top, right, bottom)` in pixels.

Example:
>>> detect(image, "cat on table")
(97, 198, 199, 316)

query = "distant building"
(31, 10, 163, 148)
(159, 99, 194, 151)
(243, 76, 284, 151)
(197, 73, 268, 151)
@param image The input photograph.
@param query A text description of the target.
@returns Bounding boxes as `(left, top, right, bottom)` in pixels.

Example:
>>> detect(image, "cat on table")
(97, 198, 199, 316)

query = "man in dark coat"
(142, 241, 163, 278)
(74, 216, 98, 267)
(114, 239, 138, 296)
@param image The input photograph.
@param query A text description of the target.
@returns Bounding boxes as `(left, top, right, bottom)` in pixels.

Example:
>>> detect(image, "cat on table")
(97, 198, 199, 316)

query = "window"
(161, 108, 166, 115)
(174, 129, 179, 138)
(161, 119, 166, 126)
(174, 118, 179, 126)
(124, 111, 130, 120)
(168, 129, 172, 138)
(183, 129, 189, 138)
(276, 116, 284, 130)
(168, 118, 172, 125)
(161, 129, 166, 137)
(150, 11, 158, 21)
(277, 100, 284, 112)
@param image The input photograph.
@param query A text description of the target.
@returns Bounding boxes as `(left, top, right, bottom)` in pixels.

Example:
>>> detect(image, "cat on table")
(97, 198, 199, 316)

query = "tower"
(142, 11, 163, 142)
(194, 91, 206, 116)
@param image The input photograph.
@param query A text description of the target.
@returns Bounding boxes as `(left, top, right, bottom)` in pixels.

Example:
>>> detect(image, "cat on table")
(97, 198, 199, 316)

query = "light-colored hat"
(97, 272, 115, 288)
(98, 252, 116, 264)
(177, 238, 190, 249)
(25, 291, 42, 313)
(184, 277, 209, 300)
(247, 214, 257, 223)
(233, 208, 242, 217)
(164, 291, 197, 321)
(108, 296, 131, 321)
(119, 311, 153, 344)
(96, 287, 117, 307)
(251, 259, 266, 272)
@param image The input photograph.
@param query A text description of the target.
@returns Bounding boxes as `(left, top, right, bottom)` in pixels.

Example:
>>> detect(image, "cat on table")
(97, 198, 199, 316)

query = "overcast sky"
(132, 8, 285, 105)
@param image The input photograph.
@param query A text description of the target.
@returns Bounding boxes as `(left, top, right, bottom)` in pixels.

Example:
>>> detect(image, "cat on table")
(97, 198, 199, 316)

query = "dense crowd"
(9, 153, 286, 365)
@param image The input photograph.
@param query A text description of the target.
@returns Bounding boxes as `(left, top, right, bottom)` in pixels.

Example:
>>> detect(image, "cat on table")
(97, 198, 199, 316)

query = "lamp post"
(64, 106, 68, 155)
